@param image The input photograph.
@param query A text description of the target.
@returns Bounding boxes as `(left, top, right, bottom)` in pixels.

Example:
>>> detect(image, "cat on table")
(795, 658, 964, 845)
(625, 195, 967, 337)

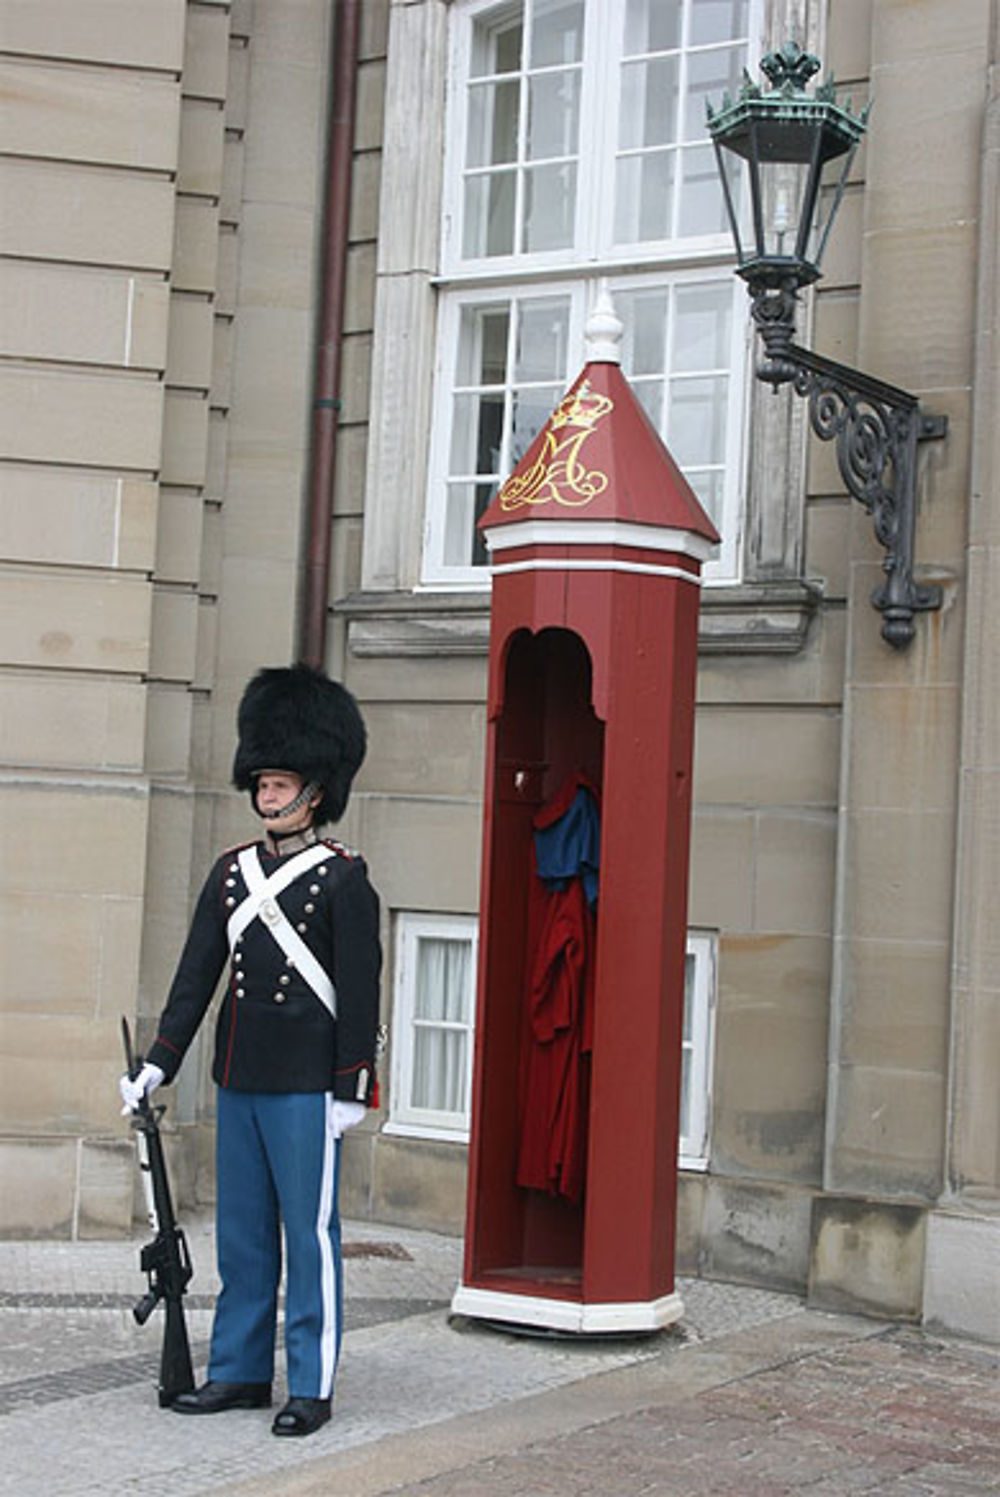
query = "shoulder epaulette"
(323, 837, 362, 861)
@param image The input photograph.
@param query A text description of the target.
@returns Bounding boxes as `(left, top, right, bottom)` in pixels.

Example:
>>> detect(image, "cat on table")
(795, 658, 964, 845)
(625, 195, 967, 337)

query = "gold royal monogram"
(498, 380, 614, 511)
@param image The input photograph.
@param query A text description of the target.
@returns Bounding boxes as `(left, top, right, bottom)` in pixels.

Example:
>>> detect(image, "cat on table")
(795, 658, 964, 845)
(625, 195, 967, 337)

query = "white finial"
(584, 280, 623, 364)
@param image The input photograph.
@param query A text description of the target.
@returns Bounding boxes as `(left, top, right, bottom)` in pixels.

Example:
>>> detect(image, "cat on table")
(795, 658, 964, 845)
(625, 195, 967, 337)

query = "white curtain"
(412, 937, 471, 1113)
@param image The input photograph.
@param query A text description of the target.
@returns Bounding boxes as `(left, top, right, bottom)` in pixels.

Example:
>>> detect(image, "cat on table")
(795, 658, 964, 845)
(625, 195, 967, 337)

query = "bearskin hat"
(232, 664, 366, 826)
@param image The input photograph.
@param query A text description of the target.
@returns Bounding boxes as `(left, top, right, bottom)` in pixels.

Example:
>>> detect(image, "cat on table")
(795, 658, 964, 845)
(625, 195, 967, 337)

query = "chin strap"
(251, 778, 321, 821)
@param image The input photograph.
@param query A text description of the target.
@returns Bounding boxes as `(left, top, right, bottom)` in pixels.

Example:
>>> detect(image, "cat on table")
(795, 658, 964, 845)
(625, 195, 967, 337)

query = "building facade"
(1, 0, 997, 1342)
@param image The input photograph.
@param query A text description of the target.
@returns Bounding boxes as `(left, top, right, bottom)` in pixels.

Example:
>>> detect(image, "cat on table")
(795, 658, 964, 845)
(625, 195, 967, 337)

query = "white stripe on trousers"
(317, 1094, 339, 1398)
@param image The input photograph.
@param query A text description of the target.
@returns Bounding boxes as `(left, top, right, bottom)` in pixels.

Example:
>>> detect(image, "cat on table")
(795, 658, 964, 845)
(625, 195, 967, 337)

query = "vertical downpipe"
(300, 0, 361, 667)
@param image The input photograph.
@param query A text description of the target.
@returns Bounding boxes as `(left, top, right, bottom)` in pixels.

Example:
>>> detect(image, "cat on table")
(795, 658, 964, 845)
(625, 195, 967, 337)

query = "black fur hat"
(232, 664, 366, 826)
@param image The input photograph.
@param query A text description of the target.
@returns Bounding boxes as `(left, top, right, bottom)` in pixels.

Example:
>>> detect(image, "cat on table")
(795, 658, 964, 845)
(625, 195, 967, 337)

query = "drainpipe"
(299, 0, 361, 667)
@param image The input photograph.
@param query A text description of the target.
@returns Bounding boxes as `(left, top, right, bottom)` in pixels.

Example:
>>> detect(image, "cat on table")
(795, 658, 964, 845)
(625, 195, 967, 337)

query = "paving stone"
(0, 1215, 995, 1497)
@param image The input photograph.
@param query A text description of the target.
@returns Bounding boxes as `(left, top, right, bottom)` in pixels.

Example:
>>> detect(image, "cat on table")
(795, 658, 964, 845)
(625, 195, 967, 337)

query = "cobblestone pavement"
(0, 1213, 996, 1496)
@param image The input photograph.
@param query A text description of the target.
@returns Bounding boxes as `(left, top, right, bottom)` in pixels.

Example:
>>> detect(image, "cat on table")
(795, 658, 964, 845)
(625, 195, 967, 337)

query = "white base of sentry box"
(450, 1283, 684, 1335)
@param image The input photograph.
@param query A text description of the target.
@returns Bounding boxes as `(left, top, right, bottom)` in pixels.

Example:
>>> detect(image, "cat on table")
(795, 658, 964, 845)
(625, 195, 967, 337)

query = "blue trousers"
(208, 1089, 343, 1399)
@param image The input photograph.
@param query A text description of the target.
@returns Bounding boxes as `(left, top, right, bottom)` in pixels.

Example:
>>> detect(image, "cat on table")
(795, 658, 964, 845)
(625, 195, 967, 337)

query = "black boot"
(172, 1380, 272, 1414)
(271, 1396, 331, 1437)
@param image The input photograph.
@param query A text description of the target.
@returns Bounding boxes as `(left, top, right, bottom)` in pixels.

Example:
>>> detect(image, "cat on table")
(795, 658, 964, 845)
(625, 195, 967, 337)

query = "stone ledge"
(338, 579, 826, 658)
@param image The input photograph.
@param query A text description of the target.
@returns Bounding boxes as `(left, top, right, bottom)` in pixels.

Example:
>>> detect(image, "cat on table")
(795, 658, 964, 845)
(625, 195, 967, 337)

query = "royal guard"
(118, 664, 381, 1437)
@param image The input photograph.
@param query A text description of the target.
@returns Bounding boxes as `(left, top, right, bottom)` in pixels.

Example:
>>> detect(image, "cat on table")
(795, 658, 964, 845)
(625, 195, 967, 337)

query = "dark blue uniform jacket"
(146, 839, 381, 1100)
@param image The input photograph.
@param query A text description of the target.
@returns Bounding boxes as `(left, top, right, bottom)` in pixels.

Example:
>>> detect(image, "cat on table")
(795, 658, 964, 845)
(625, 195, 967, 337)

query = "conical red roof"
(478, 360, 720, 543)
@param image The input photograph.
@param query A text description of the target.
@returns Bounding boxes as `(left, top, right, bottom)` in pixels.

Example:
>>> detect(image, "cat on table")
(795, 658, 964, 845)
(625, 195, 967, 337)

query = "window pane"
(463, 171, 517, 257)
(669, 376, 729, 466)
(457, 303, 510, 386)
(673, 284, 731, 371)
(415, 936, 471, 1021)
(690, 0, 749, 47)
(471, 10, 523, 77)
(617, 288, 668, 374)
(684, 47, 745, 143)
(530, 0, 584, 67)
(624, 0, 682, 55)
(618, 55, 679, 150)
(527, 70, 580, 160)
(515, 297, 570, 381)
(633, 377, 665, 427)
(522, 161, 576, 250)
(683, 952, 696, 1041)
(614, 150, 675, 243)
(450, 391, 503, 475)
(511, 384, 563, 464)
(688, 469, 725, 528)
(467, 79, 520, 168)
(412, 1028, 468, 1112)
(444, 482, 494, 566)
(677, 144, 728, 236)
(679, 1044, 692, 1137)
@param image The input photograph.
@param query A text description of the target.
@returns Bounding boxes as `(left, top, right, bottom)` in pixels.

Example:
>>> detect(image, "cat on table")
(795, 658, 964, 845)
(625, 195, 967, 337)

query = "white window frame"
(440, 0, 759, 279)
(680, 929, 717, 1170)
(386, 909, 716, 1165)
(385, 911, 479, 1142)
(422, 272, 747, 586)
(422, 0, 760, 592)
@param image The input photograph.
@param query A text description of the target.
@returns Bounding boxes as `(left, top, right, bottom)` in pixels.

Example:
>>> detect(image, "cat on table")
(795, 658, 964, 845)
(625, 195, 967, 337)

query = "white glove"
(119, 1062, 165, 1115)
(330, 1101, 366, 1139)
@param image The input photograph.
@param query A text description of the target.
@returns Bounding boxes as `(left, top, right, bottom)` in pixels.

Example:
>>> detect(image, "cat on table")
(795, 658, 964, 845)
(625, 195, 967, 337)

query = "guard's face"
(255, 771, 319, 833)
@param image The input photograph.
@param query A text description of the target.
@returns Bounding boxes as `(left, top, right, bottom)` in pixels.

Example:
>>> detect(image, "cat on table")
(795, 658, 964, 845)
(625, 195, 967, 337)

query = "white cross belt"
(227, 844, 337, 1018)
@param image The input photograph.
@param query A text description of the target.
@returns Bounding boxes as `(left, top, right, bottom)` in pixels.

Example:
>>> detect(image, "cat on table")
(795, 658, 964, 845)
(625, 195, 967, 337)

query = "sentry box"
(451, 299, 719, 1335)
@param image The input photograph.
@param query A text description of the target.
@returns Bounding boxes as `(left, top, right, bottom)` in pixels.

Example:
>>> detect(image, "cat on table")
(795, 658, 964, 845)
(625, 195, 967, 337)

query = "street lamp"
(707, 41, 945, 649)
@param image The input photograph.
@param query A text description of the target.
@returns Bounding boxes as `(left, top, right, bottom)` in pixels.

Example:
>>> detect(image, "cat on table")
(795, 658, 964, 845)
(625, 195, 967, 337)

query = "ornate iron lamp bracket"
(747, 281, 946, 649)
(708, 44, 947, 649)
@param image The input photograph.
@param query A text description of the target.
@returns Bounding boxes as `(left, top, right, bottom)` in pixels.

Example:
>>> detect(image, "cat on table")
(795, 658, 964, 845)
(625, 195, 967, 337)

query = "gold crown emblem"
(549, 380, 614, 433)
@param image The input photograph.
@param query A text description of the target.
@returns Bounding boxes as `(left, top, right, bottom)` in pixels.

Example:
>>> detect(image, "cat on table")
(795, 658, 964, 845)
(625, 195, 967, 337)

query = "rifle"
(122, 1016, 196, 1407)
